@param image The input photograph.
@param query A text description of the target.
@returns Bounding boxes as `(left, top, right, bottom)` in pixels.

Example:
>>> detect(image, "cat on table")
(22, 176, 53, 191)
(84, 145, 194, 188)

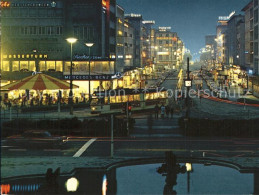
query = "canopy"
(2, 73, 79, 91)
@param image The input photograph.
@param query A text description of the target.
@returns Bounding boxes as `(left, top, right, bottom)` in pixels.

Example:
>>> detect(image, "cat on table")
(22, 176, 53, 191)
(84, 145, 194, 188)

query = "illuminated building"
(227, 14, 245, 67)
(116, 5, 125, 72)
(242, 0, 254, 72)
(123, 21, 135, 70)
(1, 0, 116, 96)
(242, 0, 259, 75)
(152, 27, 183, 70)
(216, 15, 229, 65)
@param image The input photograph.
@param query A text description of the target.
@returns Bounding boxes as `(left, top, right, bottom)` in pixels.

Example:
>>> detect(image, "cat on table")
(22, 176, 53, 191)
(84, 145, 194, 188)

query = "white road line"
(73, 138, 97, 158)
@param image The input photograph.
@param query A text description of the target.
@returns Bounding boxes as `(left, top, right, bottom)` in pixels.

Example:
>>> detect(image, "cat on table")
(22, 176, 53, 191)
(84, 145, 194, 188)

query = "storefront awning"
(1, 73, 79, 91)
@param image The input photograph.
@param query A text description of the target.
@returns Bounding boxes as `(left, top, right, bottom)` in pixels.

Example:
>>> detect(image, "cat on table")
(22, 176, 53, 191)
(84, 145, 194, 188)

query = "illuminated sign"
(3, 54, 48, 59)
(0, 1, 10, 8)
(159, 27, 171, 30)
(218, 11, 236, 21)
(125, 13, 142, 18)
(142, 21, 155, 24)
(157, 52, 169, 55)
(63, 75, 113, 81)
(73, 55, 111, 60)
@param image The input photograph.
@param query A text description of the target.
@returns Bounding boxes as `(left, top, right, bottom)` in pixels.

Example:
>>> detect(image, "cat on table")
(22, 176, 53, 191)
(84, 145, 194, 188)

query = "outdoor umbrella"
(1, 73, 79, 91)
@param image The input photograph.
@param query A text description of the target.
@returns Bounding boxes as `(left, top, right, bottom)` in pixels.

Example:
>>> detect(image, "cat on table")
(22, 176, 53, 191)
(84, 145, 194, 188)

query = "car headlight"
(91, 107, 96, 111)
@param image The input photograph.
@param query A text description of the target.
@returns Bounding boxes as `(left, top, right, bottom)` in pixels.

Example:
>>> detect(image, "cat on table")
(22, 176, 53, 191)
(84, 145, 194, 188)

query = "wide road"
(2, 69, 259, 161)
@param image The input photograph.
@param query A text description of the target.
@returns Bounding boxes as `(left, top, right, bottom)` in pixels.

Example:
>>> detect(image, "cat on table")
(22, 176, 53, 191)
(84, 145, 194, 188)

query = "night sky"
(117, 0, 251, 60)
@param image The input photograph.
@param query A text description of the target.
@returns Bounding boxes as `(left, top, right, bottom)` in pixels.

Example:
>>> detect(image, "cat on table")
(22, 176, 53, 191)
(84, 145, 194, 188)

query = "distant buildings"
(1, 0, 185, 95)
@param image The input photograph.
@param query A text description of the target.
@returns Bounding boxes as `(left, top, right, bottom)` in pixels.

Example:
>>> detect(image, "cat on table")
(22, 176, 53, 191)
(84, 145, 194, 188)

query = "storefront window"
(110, 96, 116, 103)
(29, 61, 36, 71)
(134, 94, 140, 101)
(39, 61, 46, 71)
(20, 61, 29, 71)
(46, 61, 55, 71)
(56, 61, 63, 72)
(64, 62, 70, 73)
(129, 95, 134, 102)
(12, 61, 19, 71)
(122, 96, 128, 102)
(2, 61, 10, 71)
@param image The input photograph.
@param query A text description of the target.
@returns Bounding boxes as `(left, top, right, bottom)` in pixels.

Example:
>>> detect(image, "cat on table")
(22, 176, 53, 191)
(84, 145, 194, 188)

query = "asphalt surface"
(2, 71, 259, 160)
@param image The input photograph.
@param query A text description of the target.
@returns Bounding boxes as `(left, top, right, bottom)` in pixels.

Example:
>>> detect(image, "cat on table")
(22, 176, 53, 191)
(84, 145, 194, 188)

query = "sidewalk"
(2, 156, 259, 179)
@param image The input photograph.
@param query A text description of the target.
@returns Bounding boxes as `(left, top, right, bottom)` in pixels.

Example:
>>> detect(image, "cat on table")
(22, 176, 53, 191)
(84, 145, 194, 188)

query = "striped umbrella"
(2, 73, 79, 90)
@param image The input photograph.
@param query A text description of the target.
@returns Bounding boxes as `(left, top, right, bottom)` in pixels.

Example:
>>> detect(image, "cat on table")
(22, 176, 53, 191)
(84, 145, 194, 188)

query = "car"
(6, 130, 68, 149)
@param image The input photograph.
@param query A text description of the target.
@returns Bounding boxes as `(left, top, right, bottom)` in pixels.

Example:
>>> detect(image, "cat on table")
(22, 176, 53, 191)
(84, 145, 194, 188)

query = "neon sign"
(0, 1, 10, 8)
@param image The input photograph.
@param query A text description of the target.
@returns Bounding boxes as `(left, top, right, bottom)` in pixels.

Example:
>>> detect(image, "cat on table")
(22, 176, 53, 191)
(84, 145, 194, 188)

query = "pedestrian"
(160, 104, 165, 119)
(165, 105, 170, 118)
(170, 106, 174, 119)
(154, 103, 159, 119)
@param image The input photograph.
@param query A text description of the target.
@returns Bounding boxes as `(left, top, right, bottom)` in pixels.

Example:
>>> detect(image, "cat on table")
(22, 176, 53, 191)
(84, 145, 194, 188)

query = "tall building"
(1, 0, 117, 94)
(242, 0, 259, 75)
(123, 20, 135, 70)
(216, 15, 229, 65)
(242, 0, 254, 71)
(115, 4, 125, 72)
(153, 27, 180, 70)
(125, 14, 144, 68)
(227, 14, 245, 67)
(253, 0, 259, 75)
(142, 21, 155, 66)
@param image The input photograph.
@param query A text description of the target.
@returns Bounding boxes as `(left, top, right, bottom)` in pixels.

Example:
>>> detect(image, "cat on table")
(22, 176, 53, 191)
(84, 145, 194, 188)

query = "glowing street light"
(66, 37, 78, 115)
(85, 42, 94, 100)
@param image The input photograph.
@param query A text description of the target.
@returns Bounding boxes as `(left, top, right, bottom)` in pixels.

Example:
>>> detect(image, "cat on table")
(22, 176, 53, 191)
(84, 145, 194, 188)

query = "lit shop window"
(39, 61, 46, 71)
(56, 61, 63, 72)
(46, 61, 55, 71)
(12, 61, 19, 71)
(2, 61, 10, 71)
(29, 61, 36, 71)
(20, 61, 29, 71)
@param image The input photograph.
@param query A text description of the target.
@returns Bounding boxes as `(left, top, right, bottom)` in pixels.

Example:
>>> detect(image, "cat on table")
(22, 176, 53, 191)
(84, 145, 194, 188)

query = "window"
(39, 27, 46, 35)
(46, 61, 55, 71)
(29, 61, 36, 71)
(30, 26, 36, 35)
(255, 0, 258, 7)
(47, 26, 54, 35)
(39, 61, 46, 71)
(56, 61, 63, 72)
(2, 61, 10, 71)
(57, 27, 63, 35)
(20, 61, 29, 71)
(12, 61, 19, 71)
(255, 9, 258, 23)
(254, 25, 258, 40)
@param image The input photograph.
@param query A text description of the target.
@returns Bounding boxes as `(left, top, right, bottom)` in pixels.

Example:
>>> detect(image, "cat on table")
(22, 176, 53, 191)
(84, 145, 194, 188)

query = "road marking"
(73, 138, 97, 157)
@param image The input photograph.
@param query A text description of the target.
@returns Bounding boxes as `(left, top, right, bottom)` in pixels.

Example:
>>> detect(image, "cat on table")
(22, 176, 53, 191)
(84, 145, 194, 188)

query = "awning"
(1, 73, 79, 91)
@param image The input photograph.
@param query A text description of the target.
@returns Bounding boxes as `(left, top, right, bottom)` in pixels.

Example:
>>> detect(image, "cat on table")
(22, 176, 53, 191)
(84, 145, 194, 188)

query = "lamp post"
(66, 38, 77, 115)
(85, 43, 94, 101)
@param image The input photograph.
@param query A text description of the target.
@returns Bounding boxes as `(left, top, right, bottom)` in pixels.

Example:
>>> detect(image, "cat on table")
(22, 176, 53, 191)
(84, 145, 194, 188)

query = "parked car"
(6, 130, 68, 149)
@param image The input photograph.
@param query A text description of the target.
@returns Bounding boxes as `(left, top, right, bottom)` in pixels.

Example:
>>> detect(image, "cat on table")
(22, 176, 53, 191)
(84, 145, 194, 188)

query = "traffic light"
(127, 103, 132, 116)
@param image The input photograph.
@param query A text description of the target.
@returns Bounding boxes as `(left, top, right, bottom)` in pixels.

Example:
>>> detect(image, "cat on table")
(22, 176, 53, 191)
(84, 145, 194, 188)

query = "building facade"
(227, 14, 245, 67)
(1, 0, 117, 95)
(216, 16, 228, 65)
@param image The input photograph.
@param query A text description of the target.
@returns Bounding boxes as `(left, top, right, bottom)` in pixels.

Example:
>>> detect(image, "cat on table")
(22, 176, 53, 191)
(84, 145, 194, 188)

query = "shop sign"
(73, 55, 110, 61)
(3, 54, 48, 59)
(63, 75, 113, 81)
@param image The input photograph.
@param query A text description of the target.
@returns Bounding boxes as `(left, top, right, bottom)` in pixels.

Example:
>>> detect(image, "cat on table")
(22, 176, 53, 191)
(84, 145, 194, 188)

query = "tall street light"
(66, 37, 77, 115)
(85, 43, 94, 101)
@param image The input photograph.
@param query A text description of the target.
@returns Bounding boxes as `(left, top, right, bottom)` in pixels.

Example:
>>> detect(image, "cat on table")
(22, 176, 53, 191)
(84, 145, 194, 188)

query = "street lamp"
(85, 43, 94, 101)
(66, 37, 78, 115)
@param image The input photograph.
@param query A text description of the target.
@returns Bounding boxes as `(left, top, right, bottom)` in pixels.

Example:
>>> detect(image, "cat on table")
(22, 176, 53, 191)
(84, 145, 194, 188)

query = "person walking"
(170, 106, 174, 119)
(154, 104, 159, 119)
(160, 104, 165, 119)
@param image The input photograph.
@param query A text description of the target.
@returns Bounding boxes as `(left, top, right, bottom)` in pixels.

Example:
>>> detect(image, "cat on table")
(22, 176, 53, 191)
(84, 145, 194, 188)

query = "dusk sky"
(117, 0, 251, 59)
